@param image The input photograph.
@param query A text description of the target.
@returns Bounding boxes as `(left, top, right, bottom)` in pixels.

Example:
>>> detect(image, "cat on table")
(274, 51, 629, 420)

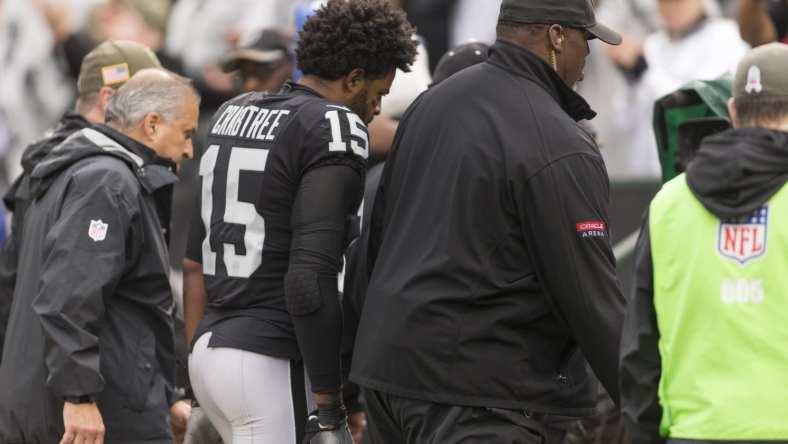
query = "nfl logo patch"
(717, 206, 768, 264)
(88, 219, 109, 242)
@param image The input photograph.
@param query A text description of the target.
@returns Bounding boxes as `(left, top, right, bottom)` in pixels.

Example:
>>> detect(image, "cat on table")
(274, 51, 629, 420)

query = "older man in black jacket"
(0, 40, 161, 358)
(0, 69, 198, 444)
(351, 0, 626, 442)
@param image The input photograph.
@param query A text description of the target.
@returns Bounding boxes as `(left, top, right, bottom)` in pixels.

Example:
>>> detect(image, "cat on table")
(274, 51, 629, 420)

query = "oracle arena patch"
(718, 206, 768, 264)
(576, 221, 607, 238)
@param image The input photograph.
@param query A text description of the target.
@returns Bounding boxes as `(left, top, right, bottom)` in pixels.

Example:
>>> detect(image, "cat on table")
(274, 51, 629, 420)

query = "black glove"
(302, 397, 353, 444)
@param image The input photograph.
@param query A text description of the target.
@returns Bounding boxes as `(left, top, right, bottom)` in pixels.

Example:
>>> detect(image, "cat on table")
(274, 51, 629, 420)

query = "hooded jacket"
(0, 111, 90, 357)
(0, 124, 179, 444)
(620, 128, 788, 443)
(351, 40, 625, 415)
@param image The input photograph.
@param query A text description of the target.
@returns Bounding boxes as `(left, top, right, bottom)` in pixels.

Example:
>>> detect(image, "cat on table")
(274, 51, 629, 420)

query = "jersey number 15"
(199, 144, 267, 278)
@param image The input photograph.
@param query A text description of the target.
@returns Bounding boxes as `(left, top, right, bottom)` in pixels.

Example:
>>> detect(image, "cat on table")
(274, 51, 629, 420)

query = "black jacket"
(0, 111, 89, 357)
(0, 125, 179, 444)
(350, 40, 625, 415)
(342, 163, 385, 413)
(620, 128, 788, 443)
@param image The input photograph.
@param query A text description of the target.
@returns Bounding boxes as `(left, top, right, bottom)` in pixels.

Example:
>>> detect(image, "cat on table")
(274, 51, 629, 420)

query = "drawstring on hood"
(687, 127, 788, 219)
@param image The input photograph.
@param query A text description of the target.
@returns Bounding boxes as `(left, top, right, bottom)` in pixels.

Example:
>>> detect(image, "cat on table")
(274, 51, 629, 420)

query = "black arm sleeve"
(620, 212, 665, 444)
(286, 164, 363, 394)
(185, 189, 204, 263)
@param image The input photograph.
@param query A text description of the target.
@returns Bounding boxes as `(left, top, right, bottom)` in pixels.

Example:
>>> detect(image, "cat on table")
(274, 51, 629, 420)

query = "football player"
(184, 1, 417, 443)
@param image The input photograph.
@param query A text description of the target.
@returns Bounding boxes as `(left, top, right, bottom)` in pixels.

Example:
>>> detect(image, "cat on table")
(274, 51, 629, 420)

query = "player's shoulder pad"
(299, 99, 370, 170)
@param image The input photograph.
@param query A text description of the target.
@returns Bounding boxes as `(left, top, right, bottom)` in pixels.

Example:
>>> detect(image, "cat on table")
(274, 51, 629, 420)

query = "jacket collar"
(87, 125, 178, 194)
(21, 111, 90, 173)
(56, 110, 91, 134)
(487, 40, 596, 122)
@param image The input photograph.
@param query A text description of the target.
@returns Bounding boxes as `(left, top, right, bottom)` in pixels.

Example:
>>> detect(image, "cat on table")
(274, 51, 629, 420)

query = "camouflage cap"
(77, 40, 162, 94)
(734, 42, 788, 99)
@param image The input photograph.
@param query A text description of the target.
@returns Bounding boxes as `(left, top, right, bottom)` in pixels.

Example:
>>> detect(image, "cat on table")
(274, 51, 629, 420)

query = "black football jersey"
(191, 82, 367, 358)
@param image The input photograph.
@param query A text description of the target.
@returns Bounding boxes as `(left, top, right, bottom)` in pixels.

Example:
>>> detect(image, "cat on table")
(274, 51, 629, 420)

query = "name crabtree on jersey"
(202, 90, 368, 276)
(190, 85, 367, 359)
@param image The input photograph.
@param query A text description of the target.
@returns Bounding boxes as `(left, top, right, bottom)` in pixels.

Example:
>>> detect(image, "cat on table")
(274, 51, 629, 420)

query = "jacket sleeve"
(516, 152, 626, 403)
(0, 178, 26, 353)
(32, 170, 135, 398)
(620, 212, 665, 444)
(0, 232, 18, 357)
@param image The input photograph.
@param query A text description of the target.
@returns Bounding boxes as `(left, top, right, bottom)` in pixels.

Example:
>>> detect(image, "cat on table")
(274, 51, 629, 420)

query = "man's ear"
(344, 68, 366, 95)
(97, 86, 116, 114)
(548, 24, 565, 52)
(141, 112, 163, 139)
(727, 98, 741, 129)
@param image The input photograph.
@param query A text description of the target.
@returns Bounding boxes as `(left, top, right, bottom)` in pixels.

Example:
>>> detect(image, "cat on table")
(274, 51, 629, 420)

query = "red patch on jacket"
(576, 221, 607, 238)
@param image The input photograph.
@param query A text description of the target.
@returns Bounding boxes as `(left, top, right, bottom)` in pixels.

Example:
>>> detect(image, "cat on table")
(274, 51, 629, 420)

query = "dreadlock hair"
(296, 0, 418, 80)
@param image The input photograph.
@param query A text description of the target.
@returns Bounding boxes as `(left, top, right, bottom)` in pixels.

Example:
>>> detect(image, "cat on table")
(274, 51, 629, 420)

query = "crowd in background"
(0, 1, 786, 443)
(1, 0, 787, 189)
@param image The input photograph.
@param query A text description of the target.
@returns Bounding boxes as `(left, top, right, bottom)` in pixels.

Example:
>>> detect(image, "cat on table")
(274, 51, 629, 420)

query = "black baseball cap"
(221, 29, 294, 73)
(499, 0, 622, 45)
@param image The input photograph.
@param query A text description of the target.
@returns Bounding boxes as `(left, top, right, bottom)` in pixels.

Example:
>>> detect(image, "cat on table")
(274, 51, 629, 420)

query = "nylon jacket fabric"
(351, 40, 625, 415)
(620, 128, 788, 443)
(0, 111, 90, 358)
(0, 125, 179, 444)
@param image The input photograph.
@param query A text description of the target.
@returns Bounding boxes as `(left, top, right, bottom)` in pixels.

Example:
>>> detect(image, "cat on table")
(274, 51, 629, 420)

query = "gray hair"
(105, 68, 201, 128)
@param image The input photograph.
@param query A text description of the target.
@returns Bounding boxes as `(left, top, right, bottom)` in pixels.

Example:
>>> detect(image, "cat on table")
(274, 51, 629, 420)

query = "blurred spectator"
(610, 0, 748, 179)
(238, 0, 315, 41)
(380, 39, 431, 120)
(593, 0, 660, 92)
(449, 0, 502, 47)
(220, 28, 295, 94)
(38, 0, 181, 78)
(166, 0, 308, 82)
(401, 0, 459, 72)
(166, 0, 250, 76)
(362, 36, 430, 161)
(574, 0, 660, 180)
(738, 0, 788, 46)
(0, 0, 73, 182)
